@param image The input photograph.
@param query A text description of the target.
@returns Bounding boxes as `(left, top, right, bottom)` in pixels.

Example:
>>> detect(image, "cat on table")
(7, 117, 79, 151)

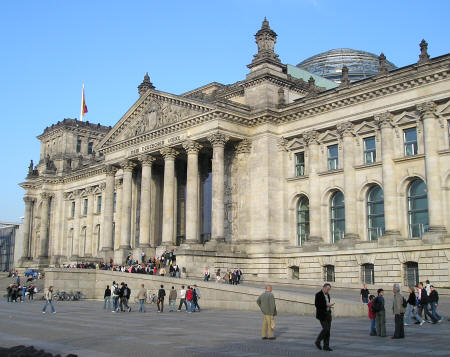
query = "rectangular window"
(83, 198, 88, 216)
(404, 128, 418, 156)
(324, 265, 335, 282)
(97, 195, 102, 213)
(76, 138, 82, 153)
(361, 264, 375, 284)
(327, 145, 338, 170)
(363, 136, 376, 164)
(295, 152, 305, 176)
(113, 192, 117, 212)
(71, 201, 75, 218)
(87, 142, 94, 155)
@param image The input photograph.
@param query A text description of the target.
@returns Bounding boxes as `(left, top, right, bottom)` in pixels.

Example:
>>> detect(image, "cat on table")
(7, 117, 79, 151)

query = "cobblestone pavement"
(0, 299, 449, 357)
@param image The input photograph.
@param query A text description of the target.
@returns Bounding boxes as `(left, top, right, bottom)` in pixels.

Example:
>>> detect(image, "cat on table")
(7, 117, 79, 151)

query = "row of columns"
(100, 133, 231, 259)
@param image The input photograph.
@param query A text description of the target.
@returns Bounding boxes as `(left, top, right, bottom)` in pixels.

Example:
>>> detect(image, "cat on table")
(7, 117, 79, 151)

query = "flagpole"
(80, 84, 84, 121)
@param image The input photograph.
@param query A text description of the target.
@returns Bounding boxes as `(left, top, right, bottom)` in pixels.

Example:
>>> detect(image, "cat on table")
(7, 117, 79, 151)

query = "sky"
(0, 0, 449, 222)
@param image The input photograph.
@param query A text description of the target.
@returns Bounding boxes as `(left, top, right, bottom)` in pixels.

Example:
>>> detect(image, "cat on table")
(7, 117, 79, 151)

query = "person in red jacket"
(367, 295, 376, 336)
(186, 286, 193, 313)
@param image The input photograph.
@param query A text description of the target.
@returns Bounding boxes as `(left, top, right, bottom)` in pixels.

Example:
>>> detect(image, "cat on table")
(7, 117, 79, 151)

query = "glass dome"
(296, 48, 397, 84)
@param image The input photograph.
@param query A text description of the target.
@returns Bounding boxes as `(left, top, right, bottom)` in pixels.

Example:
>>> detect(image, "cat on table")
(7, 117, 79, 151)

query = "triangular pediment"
(393, 111, 419, 126)
(286, 137, 305, 150)
(98, 90, 214, 149)
(436, 101, 450, 117)
(318, 130, 338, 143)
(354, 121, 377, 135)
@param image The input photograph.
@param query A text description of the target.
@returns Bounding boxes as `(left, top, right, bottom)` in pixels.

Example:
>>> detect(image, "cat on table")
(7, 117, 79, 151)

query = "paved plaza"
(0, 298, 449, 357)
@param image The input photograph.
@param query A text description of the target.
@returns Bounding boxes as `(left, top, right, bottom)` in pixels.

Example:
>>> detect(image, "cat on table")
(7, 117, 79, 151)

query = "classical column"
(375, 112, 400, 237)
(85, 188, 94, 257)
(161, 147, 178, 245)
(417, 102, 447, 233)
(139, 154, 155, 247)
(21, 196, 34, 259)
(119, 160, 135, 250)
(337, 122, 359, 239)
(304, 130, 322, 242)
(235, 139, 251, 243)
(208, 132, 229, 242)
(102, 165, 116, 253)
(114, 179, 123, 251)
(183, 140, 203, 243)
(39, 192, 52, 258)
(72, 191, 81, 257)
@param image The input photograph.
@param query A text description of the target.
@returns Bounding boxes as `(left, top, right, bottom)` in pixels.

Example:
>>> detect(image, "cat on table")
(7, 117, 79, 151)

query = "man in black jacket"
(314, 283, 334, 351)
(157, 285, 166, 312)
(429, 286, 443, 323)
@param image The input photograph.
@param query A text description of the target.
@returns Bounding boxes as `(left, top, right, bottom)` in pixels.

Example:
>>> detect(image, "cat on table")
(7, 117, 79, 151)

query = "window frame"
(327, 144, 339, 170)
(83, 198, 88, 216)
(361, 263, 375, 284)
(403, 127, 418, 156)
(407, 179, 429, 238)
(97, 195, 102, 214)
(367, 185, 385, 241)
(296, 196, 310, 246)
(71, 201, 75, 218)
(363, 136, 376, 164)
(87, 141, 94, 155)
(76, 138, 82, 153)
(324, 265, 335, 282)
(330, 191, 345, 243)
(405, 262, 419, 287)
(294, 152, 305, 177)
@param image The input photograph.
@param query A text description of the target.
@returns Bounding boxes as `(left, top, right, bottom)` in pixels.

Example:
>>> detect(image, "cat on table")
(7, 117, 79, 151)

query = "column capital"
(160, 147, 179, 159)
(182, 140, 203, 154)
(417, 101, 436, 119)
(40, 192, 53, 200)
(207, 132, 229, 148)
(235, 139, 252, 154)
(303, 130, 319, 145)
(121, 160, 136, 172)
(23, 196, 34, 204)
(336, 122, 354, 138)
(138, 154, 156, 166)
(115, 178, 123, 188)
(104, 164, 118, 176)
(98, 183, 106, 192)
(374, 111, 394, 129)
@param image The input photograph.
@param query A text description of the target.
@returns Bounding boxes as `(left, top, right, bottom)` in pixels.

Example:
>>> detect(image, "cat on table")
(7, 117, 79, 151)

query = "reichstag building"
(18, 19, 450, 288)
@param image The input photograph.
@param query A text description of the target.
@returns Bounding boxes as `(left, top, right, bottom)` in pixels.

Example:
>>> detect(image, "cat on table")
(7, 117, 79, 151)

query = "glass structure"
(367, 186, 385, 240)
(330, 191, 345, 242)
(297, 48, 397, 84)
(407, 179, 429, 238)
(296, 196, 310, 245)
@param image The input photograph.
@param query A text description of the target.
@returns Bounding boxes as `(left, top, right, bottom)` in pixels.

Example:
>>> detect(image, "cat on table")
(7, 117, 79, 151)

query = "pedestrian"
(186, 286, 193, 313)
(104, 285, 111, 310)
(373, 288, 386, 337)
(124, 284, 131, 312)
(168, 286, 177, 312)
(360, 283, 370, 304)
(177, 285, 187, 312)
(429, 285, 443, 323)
(112, 281, 120, 312)
(119, 282, 126, 312)
(404, 286, 424, 326)
(137, 284, 147, 313)
(367, 295, 376, 336)
(157, 285, 166, 312)
(42, 286, 56, 314)
(256, 285, 277, 340)
(6, 285, 12, 302)
(203, 267, 210, 281)
(21, 285, 27, 302)
(417, 282, 435, 323)
(28, 285, 35, 300)
(314, 283, 334, 351)
(392, 283, 406, 339)
(193, 285, 201, 312)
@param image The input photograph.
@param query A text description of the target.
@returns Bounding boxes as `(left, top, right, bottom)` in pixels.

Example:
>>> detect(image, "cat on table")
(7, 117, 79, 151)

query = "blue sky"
(0, 0, 449, 221)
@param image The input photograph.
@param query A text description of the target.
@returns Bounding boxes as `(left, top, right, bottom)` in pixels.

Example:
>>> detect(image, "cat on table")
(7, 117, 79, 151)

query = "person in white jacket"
(42, 286, 55, 314)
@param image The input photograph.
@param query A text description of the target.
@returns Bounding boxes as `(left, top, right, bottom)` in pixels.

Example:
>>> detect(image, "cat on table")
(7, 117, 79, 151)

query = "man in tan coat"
(392, 283, 406, 339)
(137, 284, 147, 313)
(256, 285, 277, 340)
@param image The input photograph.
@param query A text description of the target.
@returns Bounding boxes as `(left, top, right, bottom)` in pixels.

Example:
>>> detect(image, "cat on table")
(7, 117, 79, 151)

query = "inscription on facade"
(128, 134, 186, 156)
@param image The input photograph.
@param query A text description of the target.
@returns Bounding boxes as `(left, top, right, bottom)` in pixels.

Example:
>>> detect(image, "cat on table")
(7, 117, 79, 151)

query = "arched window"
(361, 263, 375, 284)
(330, 191, 345, 243)
(296, 196, 310, 245)
(405, 262, 419, 287)
(407, 179, 429, 238)
(367, 185, 385, 240)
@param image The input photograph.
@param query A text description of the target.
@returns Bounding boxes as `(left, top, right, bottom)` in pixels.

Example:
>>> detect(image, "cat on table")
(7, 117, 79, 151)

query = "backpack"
(114, 286, 120, 295)
(402, 297, 408, 308)
(371, 297, 380, 314)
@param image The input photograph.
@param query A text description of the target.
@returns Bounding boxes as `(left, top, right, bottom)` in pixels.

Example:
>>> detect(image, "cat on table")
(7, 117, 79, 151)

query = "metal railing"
(368, 227, 385, 241)
(408, 223, 429, 238)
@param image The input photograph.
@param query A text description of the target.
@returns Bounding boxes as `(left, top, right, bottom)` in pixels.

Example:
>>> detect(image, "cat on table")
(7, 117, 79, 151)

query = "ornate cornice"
(160, 147, 179, 159)
(40, 192, 53, 200)
(182, 140, 203, 154)
(235, 139, 251, 154)
(207, 132, 229, 148)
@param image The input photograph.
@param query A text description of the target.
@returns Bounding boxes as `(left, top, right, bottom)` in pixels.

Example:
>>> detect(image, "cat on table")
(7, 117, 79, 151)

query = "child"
(367, 294, 376, 336)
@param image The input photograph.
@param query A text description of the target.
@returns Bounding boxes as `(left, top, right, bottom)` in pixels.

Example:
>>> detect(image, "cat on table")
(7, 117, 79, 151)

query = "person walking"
(157, 285, 166, 312)
(104, 285, 111, 310)
(124, 284, 131, 312)
(137, 284, 147, 313)
(314, 283, 334, 351)
(417, 282, 435, 323)
(367, 295, 377, 336)
(429, 285, 443, 323)
(177, 285, 187, 312)
(42, 286, 56, 314)
(256, 285, 277, 340)
(112, 281, 120, 312)
(392, 284, 406, 339)
(360, 284, 370, 304)
(168, 286, 177, 312)
(404, 286, 424, 326)
(193, 285, 201, 312)
(373, 288, 386, 337)
(186, 286, 193, 313)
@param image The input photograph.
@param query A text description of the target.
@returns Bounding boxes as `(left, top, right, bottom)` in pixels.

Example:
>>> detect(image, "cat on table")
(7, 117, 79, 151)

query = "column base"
(343, 233, 360, 240)
(34, 257, 50, 268)
(422, 227, 448, 244)
(378, 231, 400, 247)
(101, 248, 114, 264)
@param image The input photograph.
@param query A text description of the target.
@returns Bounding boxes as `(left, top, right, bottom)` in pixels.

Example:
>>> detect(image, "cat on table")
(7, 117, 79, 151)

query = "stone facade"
(18, 20, 450, 288)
